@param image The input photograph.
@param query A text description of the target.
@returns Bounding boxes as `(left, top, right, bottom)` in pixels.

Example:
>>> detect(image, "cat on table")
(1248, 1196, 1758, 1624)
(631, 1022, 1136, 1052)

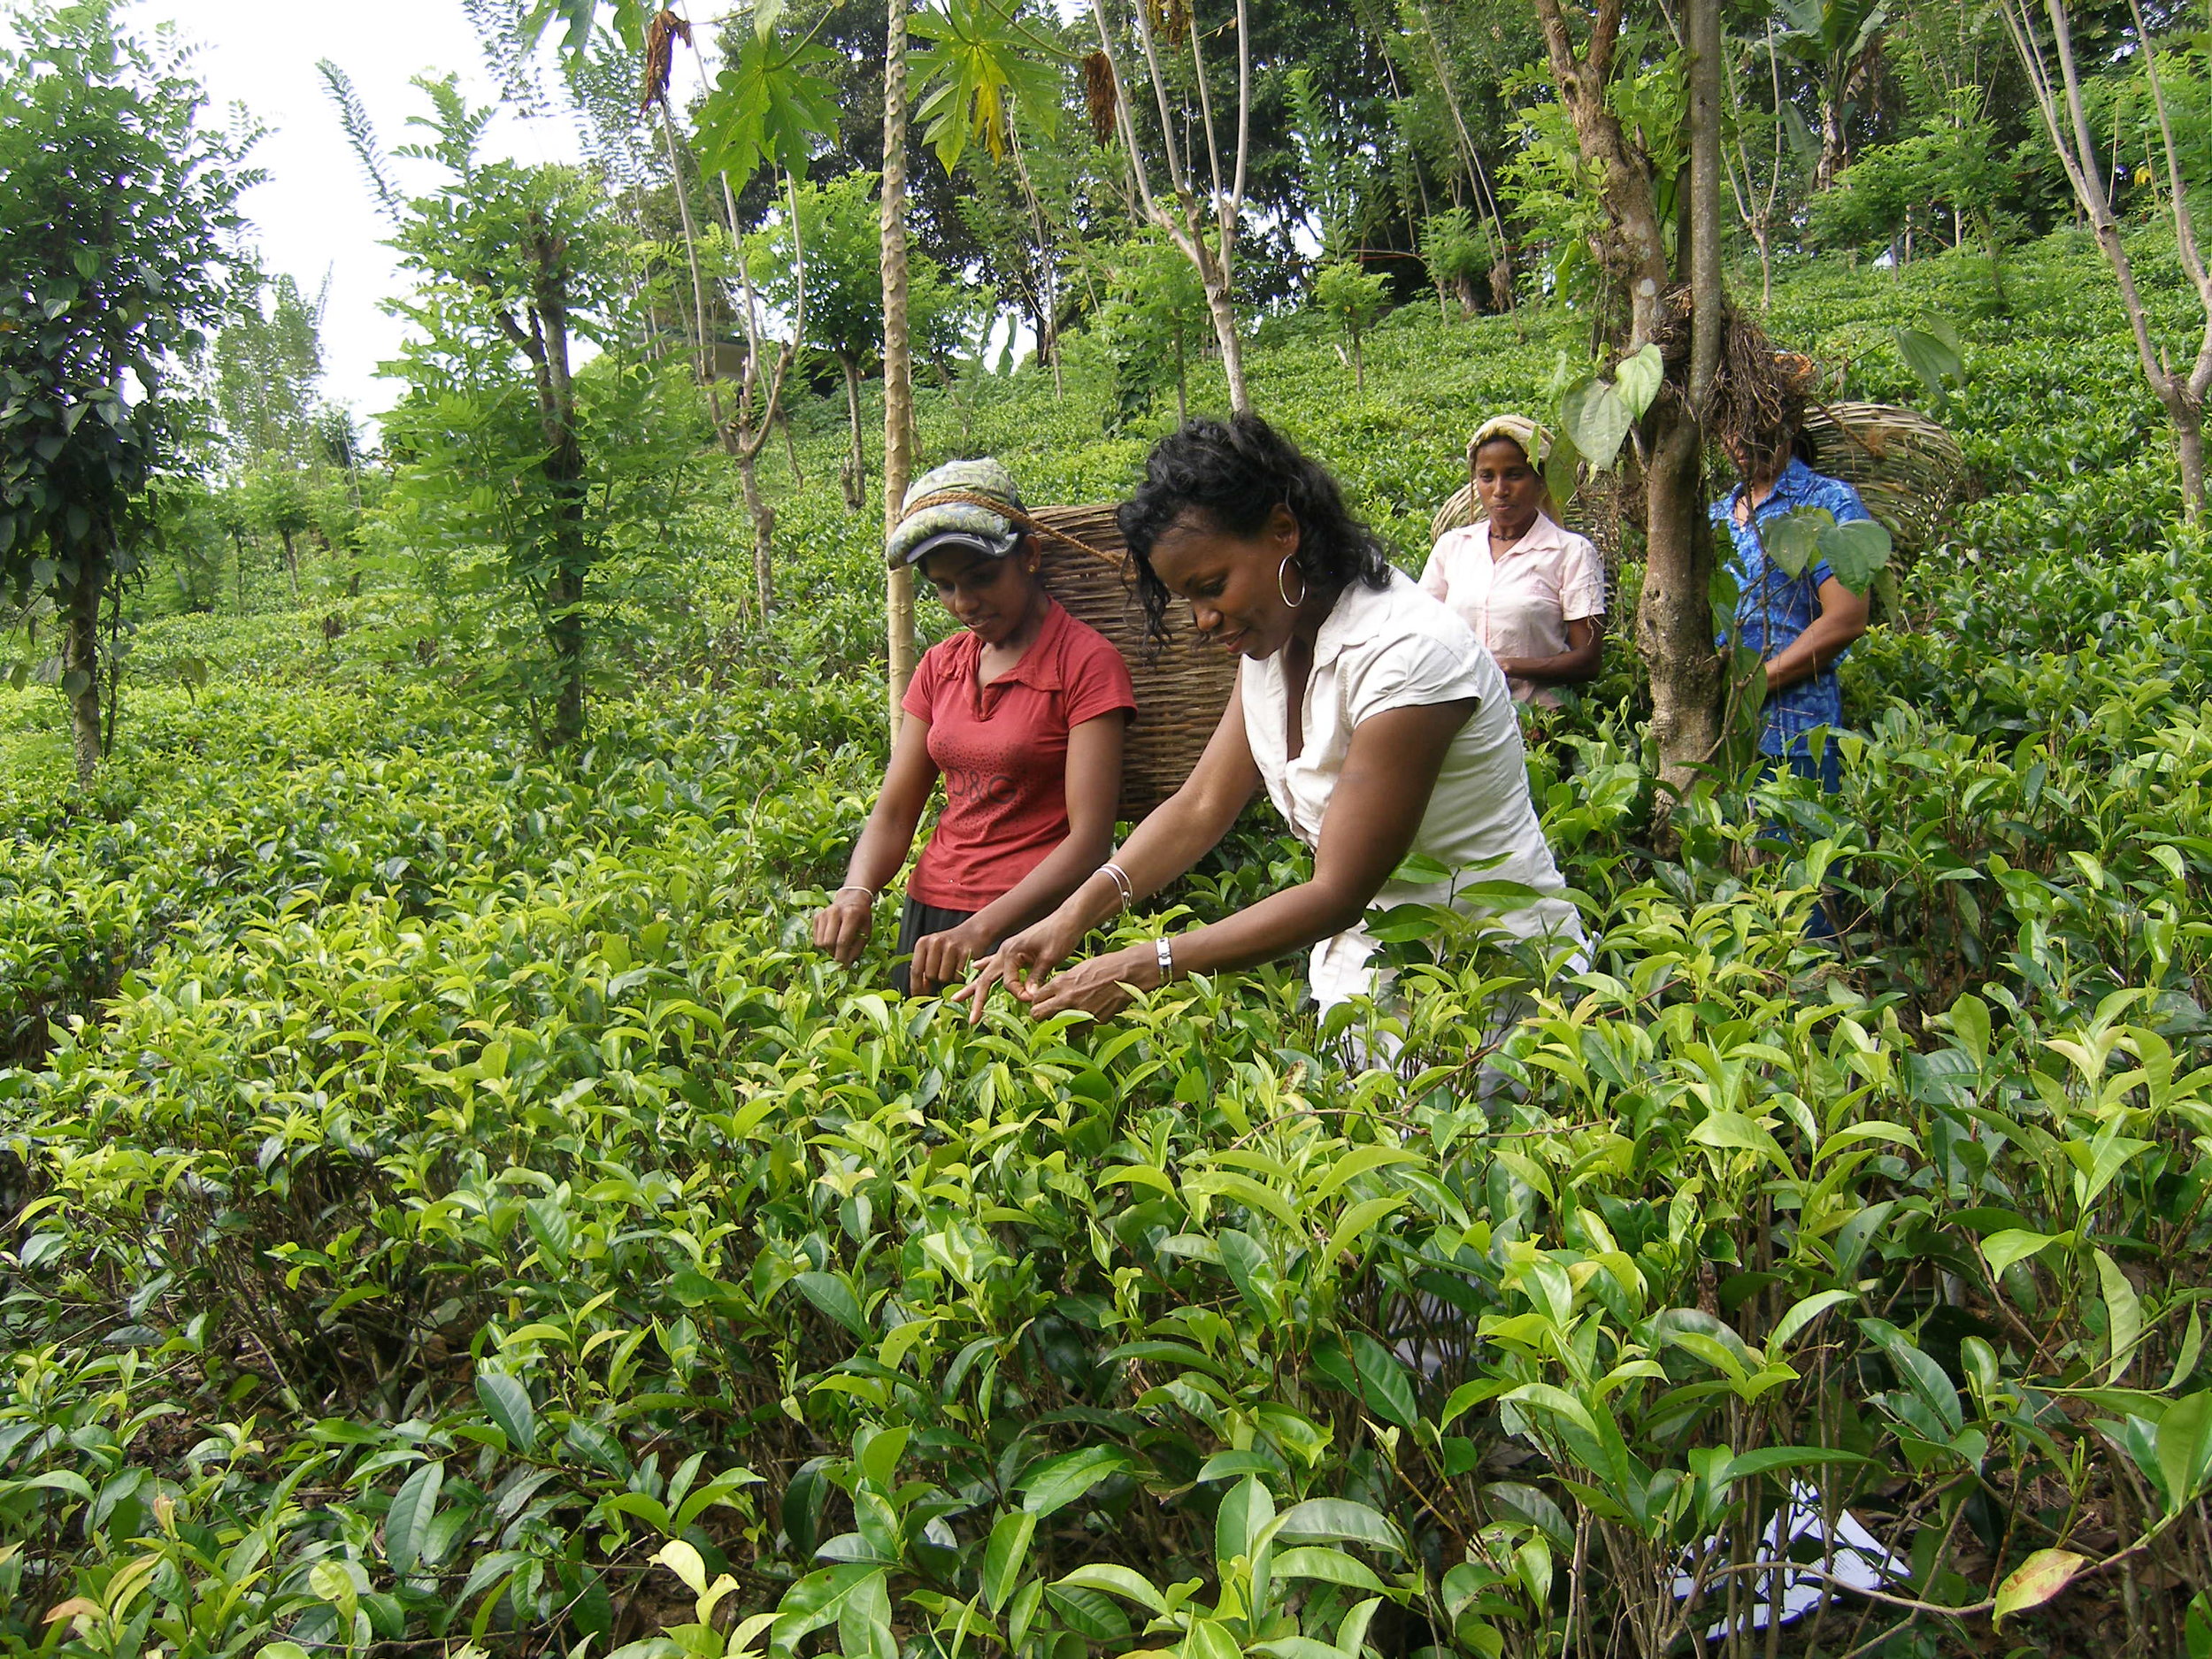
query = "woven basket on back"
(1027, 503, 1236, 820)
(1426, 401, 1966, 553)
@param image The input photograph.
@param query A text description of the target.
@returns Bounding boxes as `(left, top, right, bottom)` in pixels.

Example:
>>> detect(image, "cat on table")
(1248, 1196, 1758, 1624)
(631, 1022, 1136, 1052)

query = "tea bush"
(3, 234, 2210, 1659)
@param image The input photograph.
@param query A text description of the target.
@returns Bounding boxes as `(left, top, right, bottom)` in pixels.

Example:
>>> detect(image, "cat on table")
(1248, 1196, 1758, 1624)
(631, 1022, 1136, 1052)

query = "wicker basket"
(1426, 402, 1966, 553)
(1028, 503, 1236, 819)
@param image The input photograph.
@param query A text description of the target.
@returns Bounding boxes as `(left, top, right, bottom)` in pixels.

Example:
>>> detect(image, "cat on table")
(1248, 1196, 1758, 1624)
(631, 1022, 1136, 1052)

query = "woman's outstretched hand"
(1023, 944, 1160, 1020)
(951, 912, 1087, 1021)
(811, 890, 874, 964)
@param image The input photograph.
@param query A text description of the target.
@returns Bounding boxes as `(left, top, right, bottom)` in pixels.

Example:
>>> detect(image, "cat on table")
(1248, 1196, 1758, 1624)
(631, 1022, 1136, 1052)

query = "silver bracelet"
(834, 884, 876, 900)
(1099, 861, 1134, 911)
(1155, 936, 1175, 983)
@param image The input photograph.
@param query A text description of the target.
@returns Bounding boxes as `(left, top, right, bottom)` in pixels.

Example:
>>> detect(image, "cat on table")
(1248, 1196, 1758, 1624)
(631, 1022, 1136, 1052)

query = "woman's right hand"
(812, 890, 874, 964)
(952, 910, 1087, 1021)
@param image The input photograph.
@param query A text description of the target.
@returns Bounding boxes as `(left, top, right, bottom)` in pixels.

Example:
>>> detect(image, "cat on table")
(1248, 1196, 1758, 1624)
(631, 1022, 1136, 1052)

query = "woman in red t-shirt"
(812, 458, 1137, 995)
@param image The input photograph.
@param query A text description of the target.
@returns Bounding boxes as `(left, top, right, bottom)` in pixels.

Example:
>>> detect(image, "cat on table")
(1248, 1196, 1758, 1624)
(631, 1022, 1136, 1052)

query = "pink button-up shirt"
(1417, 513, 1606, 707)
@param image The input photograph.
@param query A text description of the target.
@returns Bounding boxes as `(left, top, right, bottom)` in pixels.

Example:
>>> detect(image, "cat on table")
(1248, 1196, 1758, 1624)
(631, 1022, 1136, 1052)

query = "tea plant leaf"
(793, 1271, 872, 1340)
(473, 1369, 536, 1455)
(1980, 1229, 2064, 1279)
(1310, 1334, 1417, 1429)
(2156, 1390, 2212, 1514)
(1271, 1546, 1386, 1590)
(1054, 1563, 1168, 1613)
(1772, 1290, 1856, 1348)
(1265, 1498, 1405, 1553)
(383, 1460, 442, 1577)
(1020, 1447, 1130, 1517)
(1993, 1548, 2086, 1623)
(2094, 1248, 2142, 1383)
(981, 1511, 1034, 1612)
(1042, 1586, 1131, 1641)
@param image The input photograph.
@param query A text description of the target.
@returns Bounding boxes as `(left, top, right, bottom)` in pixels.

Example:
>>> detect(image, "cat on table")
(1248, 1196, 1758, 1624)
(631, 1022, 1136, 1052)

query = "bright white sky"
(123, 0, 685, 429)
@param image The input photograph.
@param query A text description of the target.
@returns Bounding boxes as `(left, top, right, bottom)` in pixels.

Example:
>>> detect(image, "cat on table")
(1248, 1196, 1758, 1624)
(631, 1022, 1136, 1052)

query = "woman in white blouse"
(957, 413, 1583, 1025)
(1419, 416, 1605, 707)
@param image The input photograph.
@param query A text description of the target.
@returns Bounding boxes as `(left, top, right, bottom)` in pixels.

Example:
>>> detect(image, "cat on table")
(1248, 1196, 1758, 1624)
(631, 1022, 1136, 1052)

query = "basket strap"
(895, 490, 1123, 567)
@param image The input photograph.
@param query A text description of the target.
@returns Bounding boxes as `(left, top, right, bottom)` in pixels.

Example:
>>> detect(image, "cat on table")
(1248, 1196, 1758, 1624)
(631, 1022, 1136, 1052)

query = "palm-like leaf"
(910, 0, 1064, 171)
(695, 28, 840, 188)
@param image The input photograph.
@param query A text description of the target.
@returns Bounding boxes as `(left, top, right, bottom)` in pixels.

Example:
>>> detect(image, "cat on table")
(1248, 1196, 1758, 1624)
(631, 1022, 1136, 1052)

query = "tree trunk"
(1817, 96, 1844, 189)
(780, 410, 806, 488)
(63, 547, 104, 789)
(1174, 322, 1187, 423)
(1638, 0, 1728, 787)
(840, 353, 868, 511)
(526, 225, 590, 750)
(740, 445, 776, 616)
(881, 0, 918, 733)
(279, 528, 299, 600)
(1205, 283, 1249, 413)
(1531, 0, 1671, 346)
(232, 532, 247, 611)
(2172, 395, 2206, 511)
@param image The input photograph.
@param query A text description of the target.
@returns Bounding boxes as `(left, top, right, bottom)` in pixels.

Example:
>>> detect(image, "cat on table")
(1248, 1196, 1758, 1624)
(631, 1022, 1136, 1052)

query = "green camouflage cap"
(886, 457, 1027, 569)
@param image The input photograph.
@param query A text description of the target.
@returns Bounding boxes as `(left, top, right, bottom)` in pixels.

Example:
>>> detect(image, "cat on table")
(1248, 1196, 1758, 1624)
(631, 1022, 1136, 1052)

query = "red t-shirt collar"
(949, 595, 1071, 704)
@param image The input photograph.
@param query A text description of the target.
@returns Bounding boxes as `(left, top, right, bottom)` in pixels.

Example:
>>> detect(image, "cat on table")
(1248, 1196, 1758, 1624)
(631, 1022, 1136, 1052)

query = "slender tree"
(2001, 0, 2212, 517)
(1531, 0, 1728, 780)
(1086, 0, 1256, 413)
(882, 0, 919, 731)
(0, 1, 257, 784)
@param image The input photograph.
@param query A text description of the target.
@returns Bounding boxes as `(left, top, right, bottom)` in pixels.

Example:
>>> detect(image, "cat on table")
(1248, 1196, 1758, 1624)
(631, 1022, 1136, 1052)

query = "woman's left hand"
(909, 918, 997, 995)
(1025, 943, 1161, 1019)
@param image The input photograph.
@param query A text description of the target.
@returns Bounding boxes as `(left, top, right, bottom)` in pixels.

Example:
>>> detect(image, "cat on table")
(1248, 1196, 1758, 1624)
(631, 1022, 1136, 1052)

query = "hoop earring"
(1277, 555, 1308, 608)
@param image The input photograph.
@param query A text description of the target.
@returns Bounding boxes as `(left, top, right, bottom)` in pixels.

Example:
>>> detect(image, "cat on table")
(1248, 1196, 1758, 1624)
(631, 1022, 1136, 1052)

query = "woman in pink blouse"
(1417, 416, 1605, 707)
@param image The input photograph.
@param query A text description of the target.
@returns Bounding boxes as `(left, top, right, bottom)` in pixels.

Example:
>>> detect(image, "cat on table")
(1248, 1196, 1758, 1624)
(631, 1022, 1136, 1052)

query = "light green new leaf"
(2156, 1390, 2212, 1513)
(1772, 1289, 1856, 1348)
(1055, 1563, 1169, 1613)
(1217, 1472, 1276, 1571)
(1613, 342, 1664, 418)
(1980, 1229, 2062, 1279)
(2094, 1248, 2142, 1382)
(982, 1511, 1034, 1612)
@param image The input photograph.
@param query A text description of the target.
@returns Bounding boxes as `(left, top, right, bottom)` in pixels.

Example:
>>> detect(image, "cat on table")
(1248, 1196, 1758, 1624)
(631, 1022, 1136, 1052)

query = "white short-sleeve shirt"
(1239, 569, 1586, 1010)
(1417, 514, 1606, 707)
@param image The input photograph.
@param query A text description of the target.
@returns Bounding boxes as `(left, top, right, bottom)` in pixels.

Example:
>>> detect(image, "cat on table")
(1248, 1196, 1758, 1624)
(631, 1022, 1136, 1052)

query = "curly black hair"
(1118, 413, 1394, 644)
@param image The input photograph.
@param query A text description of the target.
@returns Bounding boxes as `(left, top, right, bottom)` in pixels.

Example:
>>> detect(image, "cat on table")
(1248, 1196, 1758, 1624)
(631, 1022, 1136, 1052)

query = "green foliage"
(693, 3, 842, 188)
(9, 233, 2212, 1659)
(910, 0, 1066, 171)
(1418, 207, 1489, 317)
(374, 76, 711, 749)
(208, 273, 327, 470)
(1310, 261, 1390, 392)
(0, 0, 257, 772)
